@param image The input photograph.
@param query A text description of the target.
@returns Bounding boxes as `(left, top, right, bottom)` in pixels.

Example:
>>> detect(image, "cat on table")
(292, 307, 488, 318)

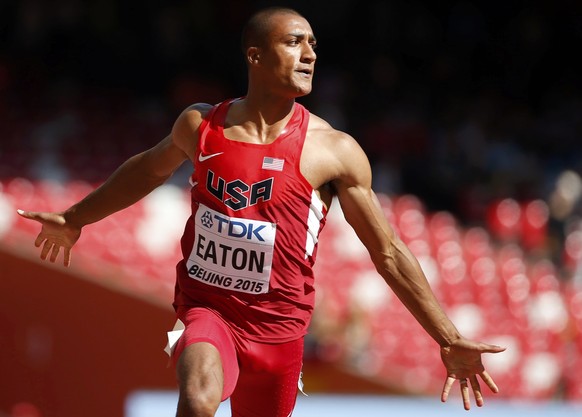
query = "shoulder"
(307, 113, 363, 155)
(175, 102, 215, 129)
(171, 102, 215, 158)
(308, 113, 370, 172)
(303, 111, 372, 189)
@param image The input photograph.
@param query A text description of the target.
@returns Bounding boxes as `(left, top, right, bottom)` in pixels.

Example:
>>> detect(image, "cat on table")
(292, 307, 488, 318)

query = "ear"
(246, 46, 261, 65)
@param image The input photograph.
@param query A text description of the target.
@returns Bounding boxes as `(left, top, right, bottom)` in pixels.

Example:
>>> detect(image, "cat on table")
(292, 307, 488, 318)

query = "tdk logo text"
(204, 211, 267, 242)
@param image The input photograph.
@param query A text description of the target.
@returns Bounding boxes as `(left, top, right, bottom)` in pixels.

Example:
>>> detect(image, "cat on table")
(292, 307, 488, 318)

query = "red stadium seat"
(521, 200, 549, 251)
(486, 198, 522, 242)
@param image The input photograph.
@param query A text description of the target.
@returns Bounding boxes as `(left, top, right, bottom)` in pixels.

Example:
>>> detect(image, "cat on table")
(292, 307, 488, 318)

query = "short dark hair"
(241, 7, 304, 53)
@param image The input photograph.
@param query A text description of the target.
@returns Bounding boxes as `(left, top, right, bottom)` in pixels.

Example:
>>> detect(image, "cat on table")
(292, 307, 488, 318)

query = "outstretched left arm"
(329, 131, 505, 410)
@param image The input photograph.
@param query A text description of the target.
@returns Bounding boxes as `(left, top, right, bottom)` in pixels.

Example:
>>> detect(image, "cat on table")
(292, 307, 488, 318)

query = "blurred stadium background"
(1, 1, 582, 416)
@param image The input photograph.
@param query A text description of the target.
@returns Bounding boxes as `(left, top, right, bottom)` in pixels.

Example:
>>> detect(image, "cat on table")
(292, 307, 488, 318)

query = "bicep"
(332, 140, 396, 259)
(337, 183, 396, 260)
(141, 134, 190, 179)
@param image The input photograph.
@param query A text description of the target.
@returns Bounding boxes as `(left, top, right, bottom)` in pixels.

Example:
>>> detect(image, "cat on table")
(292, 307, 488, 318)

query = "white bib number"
(186, 204, 276, 294)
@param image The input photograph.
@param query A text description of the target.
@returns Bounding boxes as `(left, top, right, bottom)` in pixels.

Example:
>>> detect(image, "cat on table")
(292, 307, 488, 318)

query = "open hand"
(440, 338, 506, 410)
(17, 210, 82, 267)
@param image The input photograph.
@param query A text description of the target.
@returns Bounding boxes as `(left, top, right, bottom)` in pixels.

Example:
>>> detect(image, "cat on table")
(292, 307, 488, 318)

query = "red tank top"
(174, 99, 327, 343)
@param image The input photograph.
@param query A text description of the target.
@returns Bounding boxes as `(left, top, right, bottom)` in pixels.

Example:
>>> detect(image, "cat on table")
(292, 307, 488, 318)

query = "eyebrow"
(287, 32, 317, 43)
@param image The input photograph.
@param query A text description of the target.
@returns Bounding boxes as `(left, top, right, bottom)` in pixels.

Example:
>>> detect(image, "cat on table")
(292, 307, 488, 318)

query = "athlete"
(18, 7, 505, 417)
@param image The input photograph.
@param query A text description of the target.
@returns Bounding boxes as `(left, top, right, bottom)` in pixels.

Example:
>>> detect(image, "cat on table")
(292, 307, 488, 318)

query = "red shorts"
(173, 306, 304, 417)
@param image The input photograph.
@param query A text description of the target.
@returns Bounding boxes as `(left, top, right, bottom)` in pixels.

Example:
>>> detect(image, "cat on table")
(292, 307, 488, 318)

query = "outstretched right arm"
(17, 103, 210, 266)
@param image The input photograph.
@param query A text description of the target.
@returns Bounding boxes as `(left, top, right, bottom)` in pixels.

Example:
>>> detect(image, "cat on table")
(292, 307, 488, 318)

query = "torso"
(173, 98, 330, 342)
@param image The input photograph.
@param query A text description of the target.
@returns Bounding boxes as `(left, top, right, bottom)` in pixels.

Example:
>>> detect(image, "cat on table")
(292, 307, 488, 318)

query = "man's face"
(256, 13, 317, 97)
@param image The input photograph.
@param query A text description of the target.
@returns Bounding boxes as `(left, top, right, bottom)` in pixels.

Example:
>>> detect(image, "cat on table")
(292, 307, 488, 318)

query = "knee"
(176, 387, 220, 417)
(175, 341, 226, 417)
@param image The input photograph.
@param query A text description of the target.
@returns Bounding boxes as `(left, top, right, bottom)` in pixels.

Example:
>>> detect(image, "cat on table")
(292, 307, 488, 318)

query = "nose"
(301, 43, 316, 63)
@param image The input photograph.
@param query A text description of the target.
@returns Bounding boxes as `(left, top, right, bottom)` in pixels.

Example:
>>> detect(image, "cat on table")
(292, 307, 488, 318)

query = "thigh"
(176, 341, 224, 412)
(174, 307, 240, 401)
(230, 337, 304, 417)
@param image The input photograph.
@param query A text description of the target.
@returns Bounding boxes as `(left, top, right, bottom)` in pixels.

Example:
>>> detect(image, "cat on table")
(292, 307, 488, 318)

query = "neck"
(241, 90, 296, 125)
(227, 90, 297, 143)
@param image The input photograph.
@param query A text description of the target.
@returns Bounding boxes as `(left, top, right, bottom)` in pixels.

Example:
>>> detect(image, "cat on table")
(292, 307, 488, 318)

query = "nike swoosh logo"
(198, 152, 224, 162)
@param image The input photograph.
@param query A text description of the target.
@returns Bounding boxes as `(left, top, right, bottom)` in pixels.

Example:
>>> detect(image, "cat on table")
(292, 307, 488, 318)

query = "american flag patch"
(262, 157, 285, 171)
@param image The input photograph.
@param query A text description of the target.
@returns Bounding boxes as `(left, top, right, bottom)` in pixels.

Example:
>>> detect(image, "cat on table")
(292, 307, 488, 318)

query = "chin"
(294, 85, 312, 97)
(279, 81, 312, 99)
